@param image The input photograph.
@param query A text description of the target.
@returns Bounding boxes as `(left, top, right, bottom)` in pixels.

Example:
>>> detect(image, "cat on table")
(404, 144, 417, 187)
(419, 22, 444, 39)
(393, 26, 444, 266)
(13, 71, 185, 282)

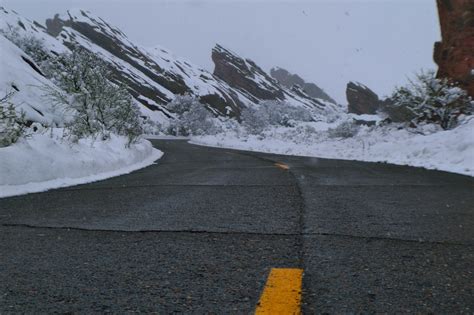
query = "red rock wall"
(434, 0, 474, 97)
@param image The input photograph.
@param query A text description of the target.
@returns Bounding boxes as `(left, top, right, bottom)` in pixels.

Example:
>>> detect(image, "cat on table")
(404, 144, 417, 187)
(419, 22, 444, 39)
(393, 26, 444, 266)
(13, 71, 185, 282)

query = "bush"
(327, 120, 359, 139)
(386, 70, 473, 129)
(1, 26, 50, 68)
(241, 100, 313, 134)
(0, 90, 27, 147)
(165, 95, 219, 136)
(44, 48, 143, 144)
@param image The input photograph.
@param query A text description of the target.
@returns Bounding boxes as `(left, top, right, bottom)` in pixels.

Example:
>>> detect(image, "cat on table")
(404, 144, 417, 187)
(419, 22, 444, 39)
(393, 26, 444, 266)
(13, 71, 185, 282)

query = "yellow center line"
(255, 268, 303, 315)
(274, 162, 289, 170)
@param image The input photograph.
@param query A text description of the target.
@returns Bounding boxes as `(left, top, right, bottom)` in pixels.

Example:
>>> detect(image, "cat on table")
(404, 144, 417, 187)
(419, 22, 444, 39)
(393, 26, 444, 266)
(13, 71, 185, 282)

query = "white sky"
(2, 0, 440, 104)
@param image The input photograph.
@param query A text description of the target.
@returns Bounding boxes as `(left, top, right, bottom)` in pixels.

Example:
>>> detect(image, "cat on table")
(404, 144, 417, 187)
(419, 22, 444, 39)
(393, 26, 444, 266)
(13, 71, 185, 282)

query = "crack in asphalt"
(29, 182, 469, 194)
(2, 223, 471, 247)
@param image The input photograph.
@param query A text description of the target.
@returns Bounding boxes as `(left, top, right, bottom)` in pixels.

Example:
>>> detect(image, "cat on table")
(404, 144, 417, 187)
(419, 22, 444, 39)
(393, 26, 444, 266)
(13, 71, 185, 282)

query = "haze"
(2, 0, 440, 104)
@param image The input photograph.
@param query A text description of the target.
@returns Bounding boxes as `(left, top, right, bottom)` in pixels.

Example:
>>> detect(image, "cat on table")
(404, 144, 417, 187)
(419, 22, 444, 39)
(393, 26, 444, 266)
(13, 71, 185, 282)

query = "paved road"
(1, 140, 473, 313)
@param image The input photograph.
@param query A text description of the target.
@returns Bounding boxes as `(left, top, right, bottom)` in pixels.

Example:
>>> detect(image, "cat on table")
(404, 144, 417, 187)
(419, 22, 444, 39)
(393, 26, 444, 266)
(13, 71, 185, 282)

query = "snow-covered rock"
(44, 9, 253, 120)
(212, 44, 339, 113)
(270, 66, 337, 104)
(1, 6, 345, 125)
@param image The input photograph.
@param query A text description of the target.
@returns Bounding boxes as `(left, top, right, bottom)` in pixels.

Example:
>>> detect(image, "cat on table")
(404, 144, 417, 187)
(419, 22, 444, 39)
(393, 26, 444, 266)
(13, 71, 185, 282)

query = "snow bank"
(0, 130, 163, 198)
(191, 119, 474, 177)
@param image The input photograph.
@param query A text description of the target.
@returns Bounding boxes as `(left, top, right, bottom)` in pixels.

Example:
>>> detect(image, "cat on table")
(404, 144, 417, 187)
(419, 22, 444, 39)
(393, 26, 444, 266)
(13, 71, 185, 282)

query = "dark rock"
(211, 44, 331, 111)
(270, 67, 336, 104)
(434, 0, 474, 97)
(353, 119, 376, 127)
(346, 82, 380, 115)
(212, 44, 284, 102)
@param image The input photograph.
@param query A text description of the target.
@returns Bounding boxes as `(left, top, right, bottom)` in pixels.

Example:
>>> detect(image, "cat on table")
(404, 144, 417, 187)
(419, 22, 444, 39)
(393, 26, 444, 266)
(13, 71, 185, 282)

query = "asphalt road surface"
(1, 140, 473, 313)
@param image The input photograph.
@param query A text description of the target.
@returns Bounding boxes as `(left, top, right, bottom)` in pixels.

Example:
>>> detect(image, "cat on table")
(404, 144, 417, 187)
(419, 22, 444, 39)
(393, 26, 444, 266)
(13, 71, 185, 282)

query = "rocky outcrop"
(434, 0, 474, 97)
(212, 44, 285, 102)
(44, 10, 248, 118)
(1, 7, 343, 123)
(346, 82, 380, 115)
(270, 67, 336, 104)
(212, 44, 333, 111)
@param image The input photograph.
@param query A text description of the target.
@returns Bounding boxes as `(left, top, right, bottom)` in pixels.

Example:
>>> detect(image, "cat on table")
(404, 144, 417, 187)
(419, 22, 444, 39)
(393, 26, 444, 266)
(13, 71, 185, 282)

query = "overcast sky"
(2, 0, 440, 104)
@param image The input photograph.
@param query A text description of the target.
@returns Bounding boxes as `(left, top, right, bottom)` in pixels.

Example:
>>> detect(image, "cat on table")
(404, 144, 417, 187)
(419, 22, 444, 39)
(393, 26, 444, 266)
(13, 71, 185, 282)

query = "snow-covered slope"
(0, 6, 68, 56)
(44, 9, 255, 119)
(44, 9, 341, 119)
(0, 34, 67, 125)
(1, 6, 343, 125)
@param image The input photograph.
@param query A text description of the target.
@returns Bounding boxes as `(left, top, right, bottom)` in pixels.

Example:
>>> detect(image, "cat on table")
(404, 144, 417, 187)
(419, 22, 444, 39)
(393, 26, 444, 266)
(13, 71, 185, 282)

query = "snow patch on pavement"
(0, 131, 163, 198)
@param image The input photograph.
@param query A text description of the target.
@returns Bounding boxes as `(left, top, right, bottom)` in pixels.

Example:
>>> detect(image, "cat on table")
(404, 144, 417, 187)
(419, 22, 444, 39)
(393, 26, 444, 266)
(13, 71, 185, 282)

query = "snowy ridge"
(211, 44, 340, 115)
(45, 9, 254, 119)
(1, 6, 343, 125)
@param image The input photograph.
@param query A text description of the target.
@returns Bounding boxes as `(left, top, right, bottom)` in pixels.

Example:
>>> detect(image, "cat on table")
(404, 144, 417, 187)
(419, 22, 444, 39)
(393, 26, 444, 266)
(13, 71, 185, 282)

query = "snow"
(0, 6, 69, 55)
(191, 118, 474, 177)
(0, 130, 163, 198)
(0, 35, 67, 125)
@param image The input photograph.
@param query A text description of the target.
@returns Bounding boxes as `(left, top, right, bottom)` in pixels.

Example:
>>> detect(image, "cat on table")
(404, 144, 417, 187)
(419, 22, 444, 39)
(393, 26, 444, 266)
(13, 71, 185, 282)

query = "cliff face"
(270, 67, 337, 104)
(212, 45, 336, 111)
(212, 45, 285, 102)
(346, 82, 380, 115)
(434, 0, 474, 97)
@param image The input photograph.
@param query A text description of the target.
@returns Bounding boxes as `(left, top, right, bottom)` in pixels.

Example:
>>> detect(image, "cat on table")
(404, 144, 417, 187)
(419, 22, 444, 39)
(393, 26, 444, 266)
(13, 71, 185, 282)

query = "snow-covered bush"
(44, 48, 143, 144)
(165, 95, 219, 136)
(385, 70, 472, 130)
(327, 120, 359, 139)
(0, 90, 27, 147)
(1, 27, 50, 68)
(241, 100, 313, 134)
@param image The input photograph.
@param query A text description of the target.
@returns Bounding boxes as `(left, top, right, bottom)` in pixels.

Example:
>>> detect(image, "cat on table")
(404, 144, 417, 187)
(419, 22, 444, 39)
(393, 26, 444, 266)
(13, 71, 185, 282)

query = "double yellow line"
(255, 268, 304, 314)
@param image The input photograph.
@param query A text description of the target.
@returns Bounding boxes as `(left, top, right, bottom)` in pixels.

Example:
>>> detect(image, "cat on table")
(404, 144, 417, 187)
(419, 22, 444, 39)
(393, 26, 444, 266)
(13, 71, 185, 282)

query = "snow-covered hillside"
(0, 9, 163, 198)
(0, 35, 66, 125)
(0, 6, 344, 126)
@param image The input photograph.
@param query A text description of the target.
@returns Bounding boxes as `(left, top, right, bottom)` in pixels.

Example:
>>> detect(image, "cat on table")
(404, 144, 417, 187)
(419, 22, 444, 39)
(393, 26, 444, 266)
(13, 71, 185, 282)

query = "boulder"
(346, 82, 380, 114)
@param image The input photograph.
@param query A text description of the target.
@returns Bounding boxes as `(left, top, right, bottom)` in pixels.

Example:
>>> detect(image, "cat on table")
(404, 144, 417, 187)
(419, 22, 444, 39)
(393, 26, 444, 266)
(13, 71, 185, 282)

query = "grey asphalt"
(0, 140, 473, 313)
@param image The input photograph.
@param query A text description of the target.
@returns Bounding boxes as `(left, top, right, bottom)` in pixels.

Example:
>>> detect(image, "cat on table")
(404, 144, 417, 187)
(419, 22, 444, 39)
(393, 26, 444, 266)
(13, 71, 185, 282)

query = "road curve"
(1, 140, 473, 313)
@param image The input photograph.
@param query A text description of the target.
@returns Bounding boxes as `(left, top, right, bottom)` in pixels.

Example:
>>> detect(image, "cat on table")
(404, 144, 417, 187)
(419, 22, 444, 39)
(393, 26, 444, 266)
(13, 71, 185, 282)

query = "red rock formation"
(434, 0, 474, 97)
(211, 44, 331, 110)
(212, 44, 284, 101)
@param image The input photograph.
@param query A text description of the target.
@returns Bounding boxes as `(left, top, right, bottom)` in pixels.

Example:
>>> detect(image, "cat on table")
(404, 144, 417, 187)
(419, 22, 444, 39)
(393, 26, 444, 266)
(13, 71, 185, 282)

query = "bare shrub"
(327, 120, 359, 139)
(385, 70, 472, 129)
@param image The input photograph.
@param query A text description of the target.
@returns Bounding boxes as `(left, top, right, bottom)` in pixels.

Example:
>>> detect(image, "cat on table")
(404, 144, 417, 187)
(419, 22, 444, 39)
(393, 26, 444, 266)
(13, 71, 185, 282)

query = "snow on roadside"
(0, 130, 163, 198)
(191, 119, 474, 177)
